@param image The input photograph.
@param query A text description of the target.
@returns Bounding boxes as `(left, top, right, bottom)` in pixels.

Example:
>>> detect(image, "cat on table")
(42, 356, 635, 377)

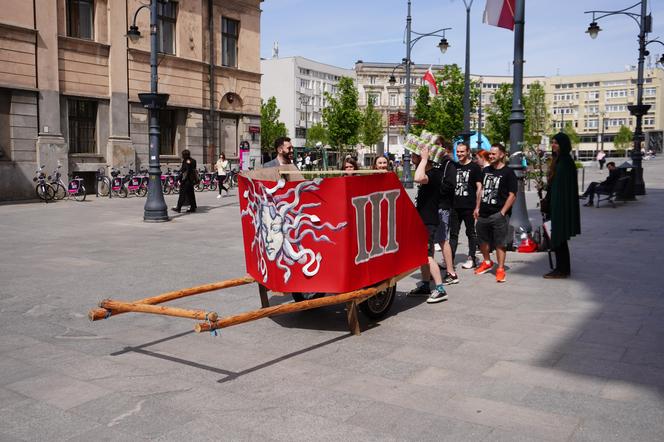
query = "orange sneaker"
(496, 267, 506, 283)
(474, 260, 494, 275)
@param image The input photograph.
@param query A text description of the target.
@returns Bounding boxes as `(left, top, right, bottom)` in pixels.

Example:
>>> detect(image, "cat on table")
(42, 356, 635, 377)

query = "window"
(586, 91, 599, 100)
(606, 89, 627, 99)
(67, 0, 94, 40)
(585, 106, 599, 114)
(157, 0, 176, 54)
(389, 94, 398, 107)
(606, 104, 627, 113)
(586, 119, 598, 129)
(368, 93, 380, 106)
(644, 116, 655, 126)
(645, 87, 657, 96)
(159, 110, 175, 155)
(68, 99, 97, 154)
(222, 17, 239, 67)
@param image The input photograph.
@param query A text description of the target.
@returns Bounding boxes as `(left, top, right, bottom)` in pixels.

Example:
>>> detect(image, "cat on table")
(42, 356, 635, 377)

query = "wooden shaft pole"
(98, 299, 218, 321)
(89, 275, 254, 321)
(195, 286, 380, 333)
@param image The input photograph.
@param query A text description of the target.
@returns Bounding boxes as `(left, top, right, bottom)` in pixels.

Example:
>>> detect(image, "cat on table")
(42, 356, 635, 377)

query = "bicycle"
(195, 168, 217, 192)
(33, 166, 55, 202)
(110, 167, 127, 198)
(49, 165, 68, 200)
(96, 165, 112, 198)
(67, 175, 86, 201)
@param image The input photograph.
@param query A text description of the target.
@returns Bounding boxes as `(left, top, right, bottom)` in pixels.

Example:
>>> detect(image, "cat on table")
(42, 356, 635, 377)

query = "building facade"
(0, 0, 262, 201)
(355, 61, 664, 158)
(261, 56, 355, 149)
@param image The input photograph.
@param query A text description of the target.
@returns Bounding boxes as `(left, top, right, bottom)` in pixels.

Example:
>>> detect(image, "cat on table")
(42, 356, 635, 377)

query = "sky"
(260, 0, 664, 77)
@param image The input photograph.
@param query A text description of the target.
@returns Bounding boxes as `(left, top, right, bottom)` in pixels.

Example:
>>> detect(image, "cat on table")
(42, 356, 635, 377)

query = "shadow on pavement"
(514, 188, 664, 396)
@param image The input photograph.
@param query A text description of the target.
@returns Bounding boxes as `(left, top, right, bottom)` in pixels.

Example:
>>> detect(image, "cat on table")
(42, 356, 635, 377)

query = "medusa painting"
(241, 178, 347, 284)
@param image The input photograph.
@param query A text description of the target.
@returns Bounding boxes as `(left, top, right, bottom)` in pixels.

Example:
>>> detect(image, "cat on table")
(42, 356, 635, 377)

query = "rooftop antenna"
(272, 41, 279, 59)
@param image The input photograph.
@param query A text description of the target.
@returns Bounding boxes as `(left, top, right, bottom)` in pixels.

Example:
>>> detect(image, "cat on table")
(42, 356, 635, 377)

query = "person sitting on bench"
(580, 162, 619, 207)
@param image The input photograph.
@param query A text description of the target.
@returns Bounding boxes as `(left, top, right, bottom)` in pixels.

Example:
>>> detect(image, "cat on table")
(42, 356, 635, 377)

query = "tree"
(411, 86, 431, 136)
(485, 83, 513, 145)
(359, 100, 384, 149)
(322, 76, 362, 154)
(411, 64, 479, 141)
(260, 97, 288, 154)
(562, 121, 580, 146)
(614, 125, 633, 156)
(524, 81, 549, 146)
(306, 122, 328, 147)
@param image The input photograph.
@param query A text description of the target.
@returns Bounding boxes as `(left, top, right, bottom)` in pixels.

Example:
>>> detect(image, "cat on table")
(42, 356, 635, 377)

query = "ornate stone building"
(0, 0, 262, 200)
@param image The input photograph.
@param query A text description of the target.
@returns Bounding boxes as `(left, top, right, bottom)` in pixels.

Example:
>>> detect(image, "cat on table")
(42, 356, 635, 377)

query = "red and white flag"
(483, 0, 515, 31)
(422, 66, 438, 95)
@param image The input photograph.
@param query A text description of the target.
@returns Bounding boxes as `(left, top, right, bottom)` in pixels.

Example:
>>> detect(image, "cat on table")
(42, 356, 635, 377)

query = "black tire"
(98, 179, 110, 197)
(291, 292, 325, 302)
(52, 183, 67, 200)
(209, 181, 217, 192)
(162, 182, 172, 195)
(137, 186, 148, 197)
(36, 183, 55, 202)
(74, 186, 86, 201)
(118, 186, 128, 198)
(359, 285, 396, 320)
(194, 183, 204, 192)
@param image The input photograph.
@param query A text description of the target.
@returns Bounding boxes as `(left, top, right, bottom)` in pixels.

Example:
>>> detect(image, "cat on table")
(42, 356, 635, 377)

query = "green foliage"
(260, 97, 288, 153)
(485, 83, 513, 145)
(562, 121, 580, 146)
(524, 82, 549, 146)
(306, 122, 328, 147)
(359, 100, 384, 148)
(411, 86, 431, 136)
(411, 64, 479, 141)
(322, 76, 362, 153)
(613, 125, 633, 156)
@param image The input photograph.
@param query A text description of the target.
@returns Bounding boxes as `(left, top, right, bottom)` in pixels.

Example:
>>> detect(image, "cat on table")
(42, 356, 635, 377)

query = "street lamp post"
(507, 0, 533, 243)
(477, 77, 483, 151)
(388, 59, 408, 158)
(401, 0, 451, 188)
(585, 0, 659, 195)
(128, 1, 170, 222)
(300, 94, 310, 147)
(461, 0, 475, 146)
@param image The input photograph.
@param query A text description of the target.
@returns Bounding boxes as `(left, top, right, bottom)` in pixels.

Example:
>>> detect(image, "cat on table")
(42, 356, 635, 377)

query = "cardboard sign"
(238, 172, 428, 293)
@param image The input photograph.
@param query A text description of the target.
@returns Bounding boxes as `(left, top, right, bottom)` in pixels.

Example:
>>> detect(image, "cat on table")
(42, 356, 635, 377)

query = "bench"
(595, 176, 629, 208)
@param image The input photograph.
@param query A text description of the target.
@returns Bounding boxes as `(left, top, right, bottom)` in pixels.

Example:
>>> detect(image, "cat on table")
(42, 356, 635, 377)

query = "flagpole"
(508, 0, 534, 247)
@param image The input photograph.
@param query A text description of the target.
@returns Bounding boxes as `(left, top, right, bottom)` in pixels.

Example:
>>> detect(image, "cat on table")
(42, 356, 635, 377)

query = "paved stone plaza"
(1, 160, 663, 441)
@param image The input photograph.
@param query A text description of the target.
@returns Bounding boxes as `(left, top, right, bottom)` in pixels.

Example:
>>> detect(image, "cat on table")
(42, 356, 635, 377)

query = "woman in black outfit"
(173, 149, 197, 213)
(542, 133, 580, 278)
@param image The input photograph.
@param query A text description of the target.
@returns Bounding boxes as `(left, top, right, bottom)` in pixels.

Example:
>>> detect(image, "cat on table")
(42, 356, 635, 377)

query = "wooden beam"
(98, 299, 218, 322)
(346, 301, 361, 336)
(195, 286, 379, 333)
(88, 275, 255, 321)
(258, 284, 270, 308)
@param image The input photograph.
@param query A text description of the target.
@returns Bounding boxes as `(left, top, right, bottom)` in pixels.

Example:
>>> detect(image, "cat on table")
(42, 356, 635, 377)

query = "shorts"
(434, 209, 451, 243)
(476, 212, 510, 248)
(425, 224, 438, 257)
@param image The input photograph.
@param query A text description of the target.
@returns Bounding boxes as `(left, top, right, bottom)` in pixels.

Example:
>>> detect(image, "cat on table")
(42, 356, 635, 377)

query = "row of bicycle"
(33, 164, 240, 203)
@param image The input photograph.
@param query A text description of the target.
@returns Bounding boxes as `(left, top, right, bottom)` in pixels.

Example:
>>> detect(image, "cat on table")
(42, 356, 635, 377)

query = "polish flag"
(483, 0, 515, 31)
(422, 66, 438, 95)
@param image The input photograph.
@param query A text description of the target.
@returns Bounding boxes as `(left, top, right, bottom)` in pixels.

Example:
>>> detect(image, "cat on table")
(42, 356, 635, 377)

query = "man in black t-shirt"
(449, 143, 482, 270)
(474, 143, 518, 283)
(409, 145, 448, 304)
(432, 139, 458, 286)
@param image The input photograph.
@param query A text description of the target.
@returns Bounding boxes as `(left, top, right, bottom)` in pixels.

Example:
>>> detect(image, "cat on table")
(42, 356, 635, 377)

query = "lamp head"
(388, 75, 397, 86)
(586, 22, 601, 39)
(659, 54, 664, 66)
(438, 38, 449, 54)
(127, 25, 141, 43)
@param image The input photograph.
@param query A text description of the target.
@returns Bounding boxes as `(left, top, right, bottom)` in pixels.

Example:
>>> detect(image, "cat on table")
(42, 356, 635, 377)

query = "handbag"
(192, 168, 201, 185)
